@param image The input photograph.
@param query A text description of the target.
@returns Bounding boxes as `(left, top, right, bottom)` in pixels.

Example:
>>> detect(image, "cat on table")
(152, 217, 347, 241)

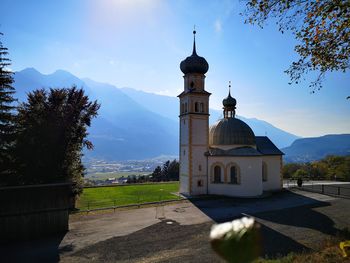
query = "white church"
(179, 31, 283, 197)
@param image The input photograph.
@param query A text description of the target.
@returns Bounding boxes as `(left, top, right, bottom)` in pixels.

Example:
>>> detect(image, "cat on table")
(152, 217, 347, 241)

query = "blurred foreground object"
(210, 217, 261, 263)
(340, 240, 350, 258)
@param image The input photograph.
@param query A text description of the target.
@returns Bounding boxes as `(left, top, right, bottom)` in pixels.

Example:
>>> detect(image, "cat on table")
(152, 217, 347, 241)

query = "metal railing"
(285, 180, 350, 198)
(76, 194, 184, 213)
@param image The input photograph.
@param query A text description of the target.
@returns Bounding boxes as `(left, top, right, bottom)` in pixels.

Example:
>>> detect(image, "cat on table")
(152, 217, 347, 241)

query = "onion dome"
(180, 30, 209, 75)
(209, 118, 256, 146)
(222, 91, 236, 108)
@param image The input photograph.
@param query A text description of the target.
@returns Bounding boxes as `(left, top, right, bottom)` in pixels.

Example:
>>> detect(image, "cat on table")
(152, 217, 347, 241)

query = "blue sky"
(1, 0, 349, 137)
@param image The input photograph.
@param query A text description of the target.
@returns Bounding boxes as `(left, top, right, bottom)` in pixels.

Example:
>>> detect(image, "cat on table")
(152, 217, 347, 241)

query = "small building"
(178, 31, 283, 197)
(117, 177, 128, 184)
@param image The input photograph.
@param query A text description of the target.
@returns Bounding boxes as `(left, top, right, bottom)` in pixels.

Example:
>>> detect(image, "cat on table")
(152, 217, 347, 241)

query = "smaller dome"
(222, 91, 236, 107)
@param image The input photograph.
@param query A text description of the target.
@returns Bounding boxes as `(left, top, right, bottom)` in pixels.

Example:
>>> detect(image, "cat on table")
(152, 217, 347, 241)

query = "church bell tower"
(178, 30, 210, 195)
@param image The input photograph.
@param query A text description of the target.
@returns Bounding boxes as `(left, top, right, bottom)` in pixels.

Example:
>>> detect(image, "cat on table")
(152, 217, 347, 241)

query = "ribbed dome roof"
(180, 31, 209, 75)
(209, 118, 256, 146)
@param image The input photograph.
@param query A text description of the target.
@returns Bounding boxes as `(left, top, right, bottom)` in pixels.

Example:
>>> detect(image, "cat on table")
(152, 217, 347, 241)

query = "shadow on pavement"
(0, 232, 69, 263)
(67, 219, 223, 263)
(259, 224, 309, 257)
(187, 190, 337, 257)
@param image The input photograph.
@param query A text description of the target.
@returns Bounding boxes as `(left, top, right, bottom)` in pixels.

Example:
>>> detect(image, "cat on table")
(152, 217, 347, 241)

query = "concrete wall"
(0, 183, 73, 242)
(208, 156, 263, 197)
(262, 155, 283, 191)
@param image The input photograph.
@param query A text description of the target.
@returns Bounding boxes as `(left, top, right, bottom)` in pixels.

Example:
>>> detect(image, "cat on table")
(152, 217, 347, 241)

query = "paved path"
(60, 189, 338, 254)
(60, 190, 350, 261)
(2, 189, 350, 262)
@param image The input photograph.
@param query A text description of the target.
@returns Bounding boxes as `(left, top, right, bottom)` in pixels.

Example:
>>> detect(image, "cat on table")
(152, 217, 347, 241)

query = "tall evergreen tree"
(152, 166, 162, 182)
(0, 32, 17, 184)
(168, 159, 179, 181)
(161, 160, 170, 181)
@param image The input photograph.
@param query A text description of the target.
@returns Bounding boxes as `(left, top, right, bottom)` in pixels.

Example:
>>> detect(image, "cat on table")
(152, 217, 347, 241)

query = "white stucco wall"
(180, 175, 189, 195)
(192, 117, 208, 145)
(208, 156, 263, 197)
(190, 145, 208, 195)
(180, 116, 189, 145)
(262, 155, 282, 191)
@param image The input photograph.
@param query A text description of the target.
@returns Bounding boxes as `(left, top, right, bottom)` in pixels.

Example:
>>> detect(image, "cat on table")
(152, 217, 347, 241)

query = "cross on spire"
(192, 26, 197, 55)
(229, 81, 231, 95)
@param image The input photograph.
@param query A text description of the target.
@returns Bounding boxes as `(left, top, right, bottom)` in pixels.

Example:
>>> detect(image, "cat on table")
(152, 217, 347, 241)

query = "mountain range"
(282, 134, 350, 163)
(13, 68, 301, 160)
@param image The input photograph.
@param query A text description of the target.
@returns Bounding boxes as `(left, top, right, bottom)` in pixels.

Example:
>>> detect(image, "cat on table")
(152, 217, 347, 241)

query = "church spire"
(192, 27, 197, 56)
(228, 80, 231, 96)
(222, 81, 237, 118)
(180, 28, 209, 75)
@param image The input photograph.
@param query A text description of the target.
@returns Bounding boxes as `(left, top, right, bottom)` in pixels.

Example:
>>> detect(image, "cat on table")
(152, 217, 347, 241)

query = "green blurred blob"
(210, 217, 261, 263)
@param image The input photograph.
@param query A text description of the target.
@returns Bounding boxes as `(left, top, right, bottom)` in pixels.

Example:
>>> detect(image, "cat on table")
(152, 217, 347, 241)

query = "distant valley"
(282, 134, 350, 163)
(13, 68, 348, 163)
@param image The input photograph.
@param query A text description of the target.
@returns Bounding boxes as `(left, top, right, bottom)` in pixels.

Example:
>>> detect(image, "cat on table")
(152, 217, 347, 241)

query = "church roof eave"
(255, 136, 284, 155)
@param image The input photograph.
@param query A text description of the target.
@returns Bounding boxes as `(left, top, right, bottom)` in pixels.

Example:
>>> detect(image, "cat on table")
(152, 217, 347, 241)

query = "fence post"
(322, 185, 324, 194)
(338, 187, 340, 196)
(87, 201, 90, 213)
(114, 200, 116, 212)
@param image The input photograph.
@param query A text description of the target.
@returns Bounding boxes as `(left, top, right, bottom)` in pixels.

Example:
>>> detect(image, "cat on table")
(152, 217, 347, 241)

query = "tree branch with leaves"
(242, 0, 350, 92)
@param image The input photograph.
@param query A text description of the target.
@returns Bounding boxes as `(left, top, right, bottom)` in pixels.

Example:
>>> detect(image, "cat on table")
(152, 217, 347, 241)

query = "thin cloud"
(214, 19, 222, 33)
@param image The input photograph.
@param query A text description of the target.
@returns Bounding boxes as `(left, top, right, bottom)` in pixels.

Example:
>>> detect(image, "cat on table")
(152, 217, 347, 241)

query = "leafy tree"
(322, 155, 350, 180)
(294, 168, 308, 179)
(310, 161, 328, 179)
(282, 163, 301, 178)
(14, 87, 99, 194)
(243, 0, 350, 91)
(0, 33, 17, 184)
(284, 155, 350, 181)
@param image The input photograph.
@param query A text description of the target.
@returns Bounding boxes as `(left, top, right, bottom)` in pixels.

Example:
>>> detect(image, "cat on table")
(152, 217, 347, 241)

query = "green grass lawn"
(77, 182, 180, 210)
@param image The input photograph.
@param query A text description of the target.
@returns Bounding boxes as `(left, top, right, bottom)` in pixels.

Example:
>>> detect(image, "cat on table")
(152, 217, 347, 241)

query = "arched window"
(200, 103, 204, 113)
(214, 166, 221, 183)
(262, 162, 267, 182)
(230, 166, 239, 184)
(181, 103, 184, 114)
(185, 103, 188, 112)
(195, 102, 199, 112)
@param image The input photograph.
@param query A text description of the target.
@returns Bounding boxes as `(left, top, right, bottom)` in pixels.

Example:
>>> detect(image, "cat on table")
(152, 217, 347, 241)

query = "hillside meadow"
(77, 182, 180, 210)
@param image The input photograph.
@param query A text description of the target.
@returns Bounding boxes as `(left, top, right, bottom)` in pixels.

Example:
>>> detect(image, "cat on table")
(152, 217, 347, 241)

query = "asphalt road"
(2, 189, 350, 262)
